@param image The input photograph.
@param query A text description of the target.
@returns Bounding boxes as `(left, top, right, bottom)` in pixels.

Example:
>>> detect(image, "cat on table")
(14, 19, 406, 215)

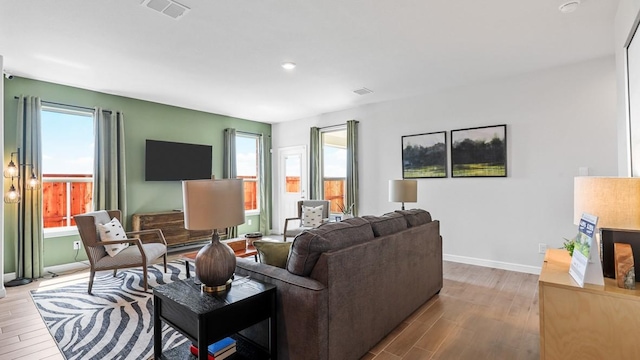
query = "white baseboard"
(3, 262, 90, 283)
(444, 253, 541, 275)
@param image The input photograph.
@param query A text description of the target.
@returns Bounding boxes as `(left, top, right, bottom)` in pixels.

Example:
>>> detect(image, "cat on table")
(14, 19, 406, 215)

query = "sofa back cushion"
(362, 212, 407, 237)
(287, 217, 375, 276)
(395, 209, 432, 227)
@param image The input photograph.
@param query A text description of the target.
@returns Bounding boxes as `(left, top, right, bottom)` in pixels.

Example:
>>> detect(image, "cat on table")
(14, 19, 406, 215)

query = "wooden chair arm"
(126, 228, 168, 246)
(283, 217, 302, 241)
(97, 238, 144, 247)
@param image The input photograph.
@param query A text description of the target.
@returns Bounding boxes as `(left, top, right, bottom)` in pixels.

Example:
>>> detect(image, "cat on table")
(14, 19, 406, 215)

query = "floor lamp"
(4, 148, 39, 287)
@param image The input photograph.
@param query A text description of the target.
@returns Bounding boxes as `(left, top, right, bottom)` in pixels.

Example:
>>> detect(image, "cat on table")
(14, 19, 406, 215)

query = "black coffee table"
(153, 277, 276, 360)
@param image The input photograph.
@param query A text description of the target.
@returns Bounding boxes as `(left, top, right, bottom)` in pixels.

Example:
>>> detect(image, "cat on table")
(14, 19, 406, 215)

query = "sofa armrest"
(235, 257, 328, 360)
(235, 257, 325, 291)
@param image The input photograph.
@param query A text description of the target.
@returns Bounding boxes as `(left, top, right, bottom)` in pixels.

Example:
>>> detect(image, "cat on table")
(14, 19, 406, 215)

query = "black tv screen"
(145, 140, 212, 181)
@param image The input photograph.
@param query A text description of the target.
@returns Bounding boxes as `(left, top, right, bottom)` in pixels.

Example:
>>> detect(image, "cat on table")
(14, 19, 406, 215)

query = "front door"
(278, 146, 307, 234)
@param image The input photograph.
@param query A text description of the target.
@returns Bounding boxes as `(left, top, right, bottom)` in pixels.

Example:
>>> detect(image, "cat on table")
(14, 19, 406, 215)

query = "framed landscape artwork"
(450, 124, 507, 177)
(402, 131, 447, 178)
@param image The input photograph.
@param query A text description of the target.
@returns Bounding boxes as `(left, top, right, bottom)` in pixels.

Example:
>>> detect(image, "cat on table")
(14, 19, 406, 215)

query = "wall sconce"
(4, 148, 39, 204)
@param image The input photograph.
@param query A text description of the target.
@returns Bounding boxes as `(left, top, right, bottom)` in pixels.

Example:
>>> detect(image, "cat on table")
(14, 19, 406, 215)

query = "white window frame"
(40, 105, 94, 238)
(320, 126, 347, 214)
(236, 133, 260, 216)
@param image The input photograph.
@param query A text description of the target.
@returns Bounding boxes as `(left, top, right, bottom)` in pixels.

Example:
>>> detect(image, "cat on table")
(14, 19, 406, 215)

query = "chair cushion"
(94, 242, 167, 270)
(302, 205, 323, 227)
(395, 209, 432, 227)
(362, 212, 407, 237)
(287, 217, 375, 276)
(97, 218, 130, 257)
(253, 240, 292, 269)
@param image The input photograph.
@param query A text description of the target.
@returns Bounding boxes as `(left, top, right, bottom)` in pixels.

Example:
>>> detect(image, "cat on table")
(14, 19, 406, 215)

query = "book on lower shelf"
(189, 337, 237, 359)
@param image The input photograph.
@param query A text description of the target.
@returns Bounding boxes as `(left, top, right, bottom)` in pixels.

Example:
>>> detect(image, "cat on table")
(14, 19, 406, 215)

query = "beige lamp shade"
(182, 178, 245, 230)
(574, 177, 640, 230)
(389, 179, 418, 211)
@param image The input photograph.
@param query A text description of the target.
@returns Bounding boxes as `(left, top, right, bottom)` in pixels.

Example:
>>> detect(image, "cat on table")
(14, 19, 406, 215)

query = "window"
(322, 128, 347, 213)
(41, 106, 94, 235)
(236, 134, 260, 213)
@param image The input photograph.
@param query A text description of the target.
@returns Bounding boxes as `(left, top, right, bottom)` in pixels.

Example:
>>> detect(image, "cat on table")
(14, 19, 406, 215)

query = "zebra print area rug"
(31, 262, 192, 360)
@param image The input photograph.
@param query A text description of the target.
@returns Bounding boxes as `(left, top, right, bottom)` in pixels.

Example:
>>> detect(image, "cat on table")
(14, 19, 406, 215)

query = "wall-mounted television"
(145, 139, 213, 181)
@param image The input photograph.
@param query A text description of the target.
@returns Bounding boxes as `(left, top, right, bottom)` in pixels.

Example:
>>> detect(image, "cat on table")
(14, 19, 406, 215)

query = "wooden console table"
(131, 211, 226, 247)
(538, 249, 640, 359)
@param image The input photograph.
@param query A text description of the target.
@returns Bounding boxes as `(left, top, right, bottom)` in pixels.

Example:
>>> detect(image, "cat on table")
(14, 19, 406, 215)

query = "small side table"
(154, 277, 277, 360)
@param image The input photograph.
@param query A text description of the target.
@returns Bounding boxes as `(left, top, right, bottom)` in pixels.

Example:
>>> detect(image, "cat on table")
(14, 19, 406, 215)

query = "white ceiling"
(0, 0, 619, 124)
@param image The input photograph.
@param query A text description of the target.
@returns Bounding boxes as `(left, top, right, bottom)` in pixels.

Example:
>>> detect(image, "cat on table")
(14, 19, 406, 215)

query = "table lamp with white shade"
(574, 177, 640, 230)
(388, 179, 417, 210)
(573, 177, 640, 286)
(182, 178, 245, 293)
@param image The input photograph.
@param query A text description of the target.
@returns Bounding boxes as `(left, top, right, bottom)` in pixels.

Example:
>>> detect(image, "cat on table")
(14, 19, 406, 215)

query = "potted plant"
(337, 202, 354, 219)
(563, 237, 576, 256)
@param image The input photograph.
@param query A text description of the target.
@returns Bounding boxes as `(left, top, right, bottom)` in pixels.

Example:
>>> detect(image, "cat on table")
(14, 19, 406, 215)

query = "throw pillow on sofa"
(97, 217, 130, 257)
(253, 240, 292, 269)
(302, 205, 323, 227)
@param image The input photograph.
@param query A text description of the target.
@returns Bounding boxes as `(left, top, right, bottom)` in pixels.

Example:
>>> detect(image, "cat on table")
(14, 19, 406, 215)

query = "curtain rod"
(237, 130, 265, 137)
(14, 96, 103, 113)
(319, 120, 358, 130)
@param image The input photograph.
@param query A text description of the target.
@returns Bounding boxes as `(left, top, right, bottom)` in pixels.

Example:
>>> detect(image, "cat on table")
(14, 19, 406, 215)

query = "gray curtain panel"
(15, 95, 44, 279)
(346, 120, 359, 216)
(223, 128, 238, 238)
(258, 134, 271, 235)
(223, 128, 237, 179)
(309, 126, 322, 200)
(93, 108, 127, 226)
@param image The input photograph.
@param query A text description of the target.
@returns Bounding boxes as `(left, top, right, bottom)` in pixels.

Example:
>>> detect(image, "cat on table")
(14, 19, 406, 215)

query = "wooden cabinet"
(131, 211, 225, 247)
(539, 249, 640, 360)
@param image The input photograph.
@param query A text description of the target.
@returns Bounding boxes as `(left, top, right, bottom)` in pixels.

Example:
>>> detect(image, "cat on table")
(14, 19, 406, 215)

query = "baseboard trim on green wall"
(3, 261, 90, 284)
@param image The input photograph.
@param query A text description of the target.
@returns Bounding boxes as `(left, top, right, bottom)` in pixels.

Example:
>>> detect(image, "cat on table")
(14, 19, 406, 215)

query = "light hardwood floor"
(0, 260, 540, 360)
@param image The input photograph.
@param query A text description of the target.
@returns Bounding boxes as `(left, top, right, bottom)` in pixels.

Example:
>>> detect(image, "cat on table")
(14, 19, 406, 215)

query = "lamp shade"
(389, 180, 418, 203)
(574, 177, 640, 230)
(182, 178, 245, 230)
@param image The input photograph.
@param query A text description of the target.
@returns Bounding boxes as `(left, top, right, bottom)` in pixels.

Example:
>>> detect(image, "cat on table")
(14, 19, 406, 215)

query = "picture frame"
(450, 124, 507, 177)
(401, 131, 447, 178)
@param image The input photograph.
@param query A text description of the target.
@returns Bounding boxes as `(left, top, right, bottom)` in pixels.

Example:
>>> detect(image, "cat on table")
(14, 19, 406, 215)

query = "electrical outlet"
(538, 243, 547, 254)
(248, 219, 252, 225)
(73, 241, 81, 250)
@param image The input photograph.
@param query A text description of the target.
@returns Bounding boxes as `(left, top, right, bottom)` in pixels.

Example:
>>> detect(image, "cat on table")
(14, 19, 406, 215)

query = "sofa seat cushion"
(395, 209, 432, 227)
(363, 212, 407, 237)
(287, 217, 375, 276)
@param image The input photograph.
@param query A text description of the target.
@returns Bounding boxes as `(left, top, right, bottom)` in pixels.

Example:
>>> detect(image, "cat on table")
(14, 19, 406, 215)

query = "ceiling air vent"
(141, 0, 190, 19)
(353, 87, 373, 96)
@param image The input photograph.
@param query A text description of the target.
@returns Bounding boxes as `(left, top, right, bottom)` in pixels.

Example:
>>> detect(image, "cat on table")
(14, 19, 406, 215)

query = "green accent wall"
(3, 77, 270, 272)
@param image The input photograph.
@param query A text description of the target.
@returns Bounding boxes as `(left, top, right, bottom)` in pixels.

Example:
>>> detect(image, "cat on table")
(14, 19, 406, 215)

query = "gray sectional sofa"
(235, 209, 443, 360)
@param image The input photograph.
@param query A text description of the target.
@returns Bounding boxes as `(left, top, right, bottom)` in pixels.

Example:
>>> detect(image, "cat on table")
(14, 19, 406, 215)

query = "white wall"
(615, 0, 640, 176)
(1, 55, 5, 298)
(272, 56, 617, 273)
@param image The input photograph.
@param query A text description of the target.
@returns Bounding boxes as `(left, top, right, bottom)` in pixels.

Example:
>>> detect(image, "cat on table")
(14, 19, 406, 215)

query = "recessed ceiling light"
(559, 1, 580, 13)
(281, 62, 296, 70)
